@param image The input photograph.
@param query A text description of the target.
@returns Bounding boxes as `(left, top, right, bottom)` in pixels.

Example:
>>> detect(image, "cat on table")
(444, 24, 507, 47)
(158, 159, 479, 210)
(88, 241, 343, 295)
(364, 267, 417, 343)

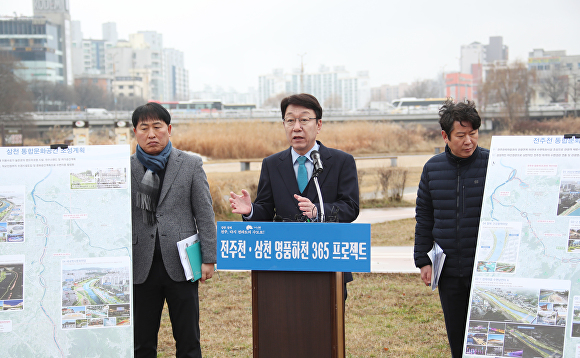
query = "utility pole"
(298, 53, 306, 93)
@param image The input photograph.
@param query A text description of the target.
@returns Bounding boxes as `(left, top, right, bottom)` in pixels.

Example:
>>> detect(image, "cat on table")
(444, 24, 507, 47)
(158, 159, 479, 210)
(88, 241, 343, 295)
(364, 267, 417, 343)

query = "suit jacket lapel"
(131, 155, 146, 182)
(276, 148, 300, 198)
(158, 148, 182, 206)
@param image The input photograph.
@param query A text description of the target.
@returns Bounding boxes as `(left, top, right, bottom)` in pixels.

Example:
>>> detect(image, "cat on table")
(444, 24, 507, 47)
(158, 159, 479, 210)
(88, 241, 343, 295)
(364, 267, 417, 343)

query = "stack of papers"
(177, 234, 202, 282)
(427, 243, 446, 291)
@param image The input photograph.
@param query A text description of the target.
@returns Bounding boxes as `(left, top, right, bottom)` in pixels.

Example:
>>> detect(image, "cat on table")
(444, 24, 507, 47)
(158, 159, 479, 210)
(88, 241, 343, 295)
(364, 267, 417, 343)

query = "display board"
(0, 145, 133, 357)
(464, 136, 580, 358)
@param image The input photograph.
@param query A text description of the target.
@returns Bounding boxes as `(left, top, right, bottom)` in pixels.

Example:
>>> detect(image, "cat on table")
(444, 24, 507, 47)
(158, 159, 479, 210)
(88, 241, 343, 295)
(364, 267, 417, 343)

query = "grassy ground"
(156, 219, 445, 357)
(372, 218, 416, 246)
(157, 272, 449, 358)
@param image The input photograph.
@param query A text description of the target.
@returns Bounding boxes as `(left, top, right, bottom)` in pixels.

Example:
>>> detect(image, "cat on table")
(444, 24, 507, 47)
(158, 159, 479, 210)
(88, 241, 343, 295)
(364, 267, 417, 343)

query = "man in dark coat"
(228, 93, 359, 224)
(414, 99, 489, 358)
(229, 93, 359, 285)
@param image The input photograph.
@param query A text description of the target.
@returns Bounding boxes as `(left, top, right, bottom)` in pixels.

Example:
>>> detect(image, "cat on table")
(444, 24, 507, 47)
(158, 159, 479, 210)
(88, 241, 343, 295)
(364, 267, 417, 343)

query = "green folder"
(186, 241, 202, 282)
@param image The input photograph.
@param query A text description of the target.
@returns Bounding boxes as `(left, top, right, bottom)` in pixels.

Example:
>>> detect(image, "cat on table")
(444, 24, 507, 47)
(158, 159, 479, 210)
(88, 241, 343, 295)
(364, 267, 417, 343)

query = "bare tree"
(261, 92, 287, 109)
(403, 79, 439, 98)
(480, 61, 536, 131)
(539, 68, 568, 103)
(568, 74, 580, 117)
(0, 54, 33, 117)
(74, 82, 109, 109)
(324, 94, 342, 110)
(116, 95, 146, 111)
(29, 81, 76, 111)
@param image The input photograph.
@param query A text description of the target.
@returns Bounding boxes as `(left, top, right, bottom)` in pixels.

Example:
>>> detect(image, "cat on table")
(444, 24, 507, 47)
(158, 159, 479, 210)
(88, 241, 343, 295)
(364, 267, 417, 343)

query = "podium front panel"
(252, 271, 344, 358)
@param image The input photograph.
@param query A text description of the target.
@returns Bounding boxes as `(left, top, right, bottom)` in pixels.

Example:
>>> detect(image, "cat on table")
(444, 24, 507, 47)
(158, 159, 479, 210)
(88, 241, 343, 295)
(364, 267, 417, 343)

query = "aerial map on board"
(465, 136, 580, 358)
(0, 145, 132, 357)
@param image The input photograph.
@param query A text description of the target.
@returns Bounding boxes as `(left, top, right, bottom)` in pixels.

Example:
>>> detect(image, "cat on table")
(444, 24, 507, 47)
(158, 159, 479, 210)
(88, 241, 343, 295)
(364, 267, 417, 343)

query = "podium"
(252, 271, 344, 358)
(217, 222, 370, 358)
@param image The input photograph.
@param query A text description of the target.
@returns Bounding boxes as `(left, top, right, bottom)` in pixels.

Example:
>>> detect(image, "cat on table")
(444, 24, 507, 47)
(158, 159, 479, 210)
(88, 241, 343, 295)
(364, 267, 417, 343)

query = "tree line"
(0, 54, 145, 119)
(403, 61, 578, 130)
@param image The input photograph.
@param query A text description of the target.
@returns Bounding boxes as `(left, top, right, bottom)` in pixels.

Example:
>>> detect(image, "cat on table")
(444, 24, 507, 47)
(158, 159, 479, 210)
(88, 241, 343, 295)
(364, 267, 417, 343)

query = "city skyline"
(1, 0, 579, 93)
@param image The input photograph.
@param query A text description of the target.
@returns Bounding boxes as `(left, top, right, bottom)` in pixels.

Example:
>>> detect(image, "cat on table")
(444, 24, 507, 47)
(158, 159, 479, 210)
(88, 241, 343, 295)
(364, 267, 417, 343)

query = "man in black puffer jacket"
(414, 99, 489, 358)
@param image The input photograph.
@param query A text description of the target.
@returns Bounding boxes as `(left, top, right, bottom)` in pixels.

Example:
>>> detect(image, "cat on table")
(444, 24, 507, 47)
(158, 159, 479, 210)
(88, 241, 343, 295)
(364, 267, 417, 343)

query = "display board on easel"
(464, 135, 580, 357)
(0, 145, 133, 357)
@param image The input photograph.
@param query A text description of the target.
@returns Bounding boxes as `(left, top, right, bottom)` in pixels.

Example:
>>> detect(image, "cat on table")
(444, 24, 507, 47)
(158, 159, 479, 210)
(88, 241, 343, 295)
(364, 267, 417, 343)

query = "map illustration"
(465, 136, 580, 358)
(0, 145, 132, 357)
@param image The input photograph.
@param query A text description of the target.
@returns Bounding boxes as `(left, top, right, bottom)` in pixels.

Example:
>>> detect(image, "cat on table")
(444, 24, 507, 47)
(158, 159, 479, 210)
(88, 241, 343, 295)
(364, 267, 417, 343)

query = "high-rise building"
(106, 32, 165, 100)
(102, 22, 118, 46)
(0, 16, 66, 84)
(1, 0, 74, 85)
(460, 36, 509, 76)
(528, 48, 580, 105)
(32, 0, 73, 85)
(370, 83, 410, 103)
(460, 42, 486, 75)
(445, 73, 473, 101)
(258, 65, 370, 110)
(486, 36, 509, 64)
(163, 48, 189, 101)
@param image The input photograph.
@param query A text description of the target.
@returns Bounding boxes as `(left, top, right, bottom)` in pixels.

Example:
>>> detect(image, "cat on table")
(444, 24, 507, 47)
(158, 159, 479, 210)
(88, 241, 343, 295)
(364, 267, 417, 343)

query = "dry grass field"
(170, 121, 440, 159)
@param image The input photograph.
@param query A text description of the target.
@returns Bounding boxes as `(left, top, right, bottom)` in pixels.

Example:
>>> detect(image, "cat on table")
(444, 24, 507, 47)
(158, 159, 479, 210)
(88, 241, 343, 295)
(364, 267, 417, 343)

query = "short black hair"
(280, 93, 323, 120)
(439, 99, 481, 136)
(132, 102, 171, 128)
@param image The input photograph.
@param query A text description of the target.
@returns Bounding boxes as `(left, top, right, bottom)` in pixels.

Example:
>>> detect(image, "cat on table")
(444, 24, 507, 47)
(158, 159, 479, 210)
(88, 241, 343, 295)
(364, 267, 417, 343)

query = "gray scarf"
(135, 142, 172, 225)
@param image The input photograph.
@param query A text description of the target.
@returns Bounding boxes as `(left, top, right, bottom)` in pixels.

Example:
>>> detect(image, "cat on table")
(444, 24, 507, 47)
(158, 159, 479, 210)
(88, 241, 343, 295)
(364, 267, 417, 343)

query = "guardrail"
(7, 108, 570, 129)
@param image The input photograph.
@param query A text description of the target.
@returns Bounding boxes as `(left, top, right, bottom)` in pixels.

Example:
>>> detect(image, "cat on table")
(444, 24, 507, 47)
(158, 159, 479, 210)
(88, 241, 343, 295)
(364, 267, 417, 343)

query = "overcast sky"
(2, 0, 579, 92)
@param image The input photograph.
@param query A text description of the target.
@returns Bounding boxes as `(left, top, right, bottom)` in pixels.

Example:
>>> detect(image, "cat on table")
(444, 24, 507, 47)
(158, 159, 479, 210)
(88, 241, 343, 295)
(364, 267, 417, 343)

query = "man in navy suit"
(229, 93, 358, 223)
(229, 93, 359, 287)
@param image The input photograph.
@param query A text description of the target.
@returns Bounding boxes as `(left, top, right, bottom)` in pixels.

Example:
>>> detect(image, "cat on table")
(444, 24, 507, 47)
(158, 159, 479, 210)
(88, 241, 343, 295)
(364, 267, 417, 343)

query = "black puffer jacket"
(414, 145, 489, 278)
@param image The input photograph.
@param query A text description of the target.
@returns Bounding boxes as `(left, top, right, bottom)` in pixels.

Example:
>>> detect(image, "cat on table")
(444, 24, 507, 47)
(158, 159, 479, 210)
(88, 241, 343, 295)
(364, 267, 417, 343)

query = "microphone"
(310, 150, 323, 176)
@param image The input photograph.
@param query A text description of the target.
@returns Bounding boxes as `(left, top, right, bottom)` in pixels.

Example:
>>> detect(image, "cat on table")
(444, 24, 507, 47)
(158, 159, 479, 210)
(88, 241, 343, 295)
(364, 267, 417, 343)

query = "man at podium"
(229, 93, 359, 287)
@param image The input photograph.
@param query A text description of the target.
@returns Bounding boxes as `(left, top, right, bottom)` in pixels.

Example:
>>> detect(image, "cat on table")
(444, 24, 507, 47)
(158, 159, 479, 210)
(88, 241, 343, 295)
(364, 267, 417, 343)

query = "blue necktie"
(297, 156, 308, 192)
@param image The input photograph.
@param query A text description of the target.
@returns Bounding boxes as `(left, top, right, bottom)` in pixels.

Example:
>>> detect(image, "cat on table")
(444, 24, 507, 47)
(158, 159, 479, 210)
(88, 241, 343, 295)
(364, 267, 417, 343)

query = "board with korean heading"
(0, 145, 133, 357)
(464, 136, 580, 358)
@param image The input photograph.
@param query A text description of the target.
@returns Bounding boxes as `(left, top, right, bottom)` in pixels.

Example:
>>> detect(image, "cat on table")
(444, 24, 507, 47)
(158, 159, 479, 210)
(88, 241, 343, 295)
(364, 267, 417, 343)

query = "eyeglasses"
(283, 117, 318, 127)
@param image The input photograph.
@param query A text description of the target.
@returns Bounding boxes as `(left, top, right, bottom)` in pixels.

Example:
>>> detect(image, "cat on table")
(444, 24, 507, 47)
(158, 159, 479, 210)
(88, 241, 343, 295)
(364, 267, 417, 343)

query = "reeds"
(171, 121, 439, 160)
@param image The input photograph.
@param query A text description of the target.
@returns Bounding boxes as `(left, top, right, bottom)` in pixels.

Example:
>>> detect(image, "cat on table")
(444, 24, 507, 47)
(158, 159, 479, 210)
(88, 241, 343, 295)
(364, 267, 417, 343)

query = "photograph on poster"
(86, 304, 108, 318)
(61, 306, 85, 319)
(0, 223, 5, 242)
(468, 320, 489, 334)
(503, 323, 564, 357)
(489, 322, 506, 334)
(567, 219, 580, 253)
(61, 257, 130, 330)
(0, 187, 25, 243)
(487, 333, 505, 346)
(570, 296, 580, 338)
(484, 345, 503, 355)
(70, 168, 128, 190)
(88, 318, 104, 327)
(557, 170, 580, 216)
(0, 256, 24, 311)
(476, 221, 521, 274)
(465, 277, 569, 357)
(470, 285, 538, 324)
(2, 299, 23, 310)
